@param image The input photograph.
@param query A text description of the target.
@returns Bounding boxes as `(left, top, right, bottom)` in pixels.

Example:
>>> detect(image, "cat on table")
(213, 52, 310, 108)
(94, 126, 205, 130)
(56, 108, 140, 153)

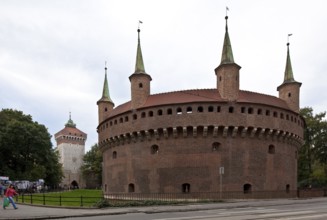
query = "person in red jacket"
(3, 184, 18, 209)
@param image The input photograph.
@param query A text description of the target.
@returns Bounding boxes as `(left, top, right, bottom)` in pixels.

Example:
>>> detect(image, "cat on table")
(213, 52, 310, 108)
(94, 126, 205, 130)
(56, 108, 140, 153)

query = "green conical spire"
(283, 43, 295, 83)
(99, 65, 113, 103)
(220, 16, 235, 64)
(65, 112, 76, 128)
(134, 28, 146, 73)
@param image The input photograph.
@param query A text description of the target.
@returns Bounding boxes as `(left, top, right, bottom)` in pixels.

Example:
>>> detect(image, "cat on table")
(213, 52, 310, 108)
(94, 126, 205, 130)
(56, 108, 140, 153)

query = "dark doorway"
(71, 180, 79, 189)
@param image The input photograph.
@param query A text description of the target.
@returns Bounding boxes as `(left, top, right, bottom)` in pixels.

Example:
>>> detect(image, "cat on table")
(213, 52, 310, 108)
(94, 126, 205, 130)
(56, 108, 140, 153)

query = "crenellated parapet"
(99, 125, 303, 152)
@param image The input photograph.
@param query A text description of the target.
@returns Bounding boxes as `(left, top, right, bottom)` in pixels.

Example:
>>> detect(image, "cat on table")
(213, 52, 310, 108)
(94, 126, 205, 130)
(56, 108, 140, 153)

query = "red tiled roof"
(108, 89, 290, 117)
(55, 126, 87, 138)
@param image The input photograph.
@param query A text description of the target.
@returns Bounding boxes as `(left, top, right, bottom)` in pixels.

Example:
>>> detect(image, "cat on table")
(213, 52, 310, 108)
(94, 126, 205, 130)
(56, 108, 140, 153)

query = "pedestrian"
(0, 183, 3, 197)
(3, 184, 18, 209)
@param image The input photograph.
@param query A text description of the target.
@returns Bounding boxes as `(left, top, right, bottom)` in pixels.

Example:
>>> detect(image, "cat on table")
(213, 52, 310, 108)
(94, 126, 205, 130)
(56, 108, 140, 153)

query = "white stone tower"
(55, 113, 87, 189)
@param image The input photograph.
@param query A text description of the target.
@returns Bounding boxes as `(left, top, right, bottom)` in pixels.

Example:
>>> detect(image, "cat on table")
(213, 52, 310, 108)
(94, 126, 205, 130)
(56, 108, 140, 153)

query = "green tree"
(81, 143, 102, 188)
(299, 107, 327, 187)
(0, 109, 63, 186)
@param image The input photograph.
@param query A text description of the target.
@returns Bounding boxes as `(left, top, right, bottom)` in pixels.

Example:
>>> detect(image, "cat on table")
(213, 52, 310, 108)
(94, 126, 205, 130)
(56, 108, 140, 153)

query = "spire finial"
(225, 7, 229, 31)
(105, 61, 107, 74)
(65, 112, 76, 128)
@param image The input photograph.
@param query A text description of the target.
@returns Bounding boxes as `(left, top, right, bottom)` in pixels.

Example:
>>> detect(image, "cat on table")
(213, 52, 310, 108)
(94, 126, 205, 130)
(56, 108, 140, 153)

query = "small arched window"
(212, 142, 221, 151)
(177, 107, 182, 114)
(268, 145, 275, 154)
(229, 107, 234, 113)
(112, 151, 117, 159)
(151, 145, 159, 154)
(186, 107, 192, 113)
(141, 112, 146, 118)
(197, 106, 203, 112)
(182, 183, 191, 193)
(148, 111, 153, 117)
(128, 183, 135, 193)
(138, 83, 143, 88)
(167, 109, 173, 115)
(248, 108, 253, 114)
(243, 183, 252, 194)
(273, 112, 278, 117)
(157, 109, 163, 116)
(208, 106, 214, 112)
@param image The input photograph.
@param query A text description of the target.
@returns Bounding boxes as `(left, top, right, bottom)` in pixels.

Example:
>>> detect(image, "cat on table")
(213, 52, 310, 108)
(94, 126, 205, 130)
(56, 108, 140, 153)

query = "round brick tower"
(97, 17, 304, 197)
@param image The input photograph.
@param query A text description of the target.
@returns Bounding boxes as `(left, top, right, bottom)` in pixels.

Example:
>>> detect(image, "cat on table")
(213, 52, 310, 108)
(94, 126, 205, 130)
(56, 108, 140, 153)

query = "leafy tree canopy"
(298, 107, 327, 188)
(81, 143, 102, 187)
(0, 109, 63, 186)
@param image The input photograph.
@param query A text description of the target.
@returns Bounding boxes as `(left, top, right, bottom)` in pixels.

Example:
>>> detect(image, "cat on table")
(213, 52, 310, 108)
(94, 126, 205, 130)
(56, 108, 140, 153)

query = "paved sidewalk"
(1, 197, 326, 220)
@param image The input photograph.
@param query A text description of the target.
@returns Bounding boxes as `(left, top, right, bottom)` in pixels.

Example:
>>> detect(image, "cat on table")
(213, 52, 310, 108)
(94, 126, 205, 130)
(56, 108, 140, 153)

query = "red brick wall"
(99, 102, 303, 194)
(278, 83, 301, 113)
(130, 74, 151, 109)
(215, 64, 240, 101)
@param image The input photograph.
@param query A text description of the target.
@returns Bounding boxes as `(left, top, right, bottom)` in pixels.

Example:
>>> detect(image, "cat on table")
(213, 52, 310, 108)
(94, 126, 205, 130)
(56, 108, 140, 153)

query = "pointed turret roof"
(134, 28, 146, 74)
(129, 25, 152, 81)
(98, 65, 114, 104)
(278, 42, 301, 90)
(220, 16, 235, 64)
(283, 43, 296, 83)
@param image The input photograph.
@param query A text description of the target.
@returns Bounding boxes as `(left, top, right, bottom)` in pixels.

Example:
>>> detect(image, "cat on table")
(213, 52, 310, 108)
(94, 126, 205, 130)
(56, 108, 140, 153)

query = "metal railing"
(17, 188, 327, 207)
(18, 193, 103, 207)
(104, 190, 297, 202)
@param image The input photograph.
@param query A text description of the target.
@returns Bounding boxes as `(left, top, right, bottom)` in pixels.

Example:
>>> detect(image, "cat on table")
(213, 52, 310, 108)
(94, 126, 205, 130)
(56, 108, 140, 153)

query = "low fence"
(104, 191, 296, 202)
(17, 188, 327, 207)
(104, 189, 327, 202)
(17, 194, 103, 207)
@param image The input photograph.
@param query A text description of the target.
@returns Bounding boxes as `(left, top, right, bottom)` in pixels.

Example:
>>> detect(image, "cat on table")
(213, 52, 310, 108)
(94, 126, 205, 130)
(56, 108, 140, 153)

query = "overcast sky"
(1, 0, 326, 152)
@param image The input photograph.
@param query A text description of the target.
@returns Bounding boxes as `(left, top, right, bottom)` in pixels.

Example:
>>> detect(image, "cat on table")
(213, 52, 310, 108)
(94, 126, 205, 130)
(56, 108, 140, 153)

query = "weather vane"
(138, 20, 143, 29)
(226, 6, 229, 16)
(287, 33, 293, 45)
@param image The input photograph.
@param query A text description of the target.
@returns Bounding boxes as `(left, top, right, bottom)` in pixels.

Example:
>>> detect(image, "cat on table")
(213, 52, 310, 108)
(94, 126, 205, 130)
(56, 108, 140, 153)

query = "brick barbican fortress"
(97, 16, 304, 196)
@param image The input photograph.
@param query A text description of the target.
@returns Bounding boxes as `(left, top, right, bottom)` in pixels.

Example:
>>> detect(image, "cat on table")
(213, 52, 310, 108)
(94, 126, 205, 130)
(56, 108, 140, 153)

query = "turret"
(215, 15, 241, 101)
(97, 64, 114, 123)
(277, 40, 302, 113)
(129, 24, 152, 109)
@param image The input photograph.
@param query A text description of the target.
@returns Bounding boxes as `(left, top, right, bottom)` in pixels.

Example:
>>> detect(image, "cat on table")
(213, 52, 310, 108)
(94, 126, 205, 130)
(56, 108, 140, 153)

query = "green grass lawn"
(18, 189, 103, 207)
